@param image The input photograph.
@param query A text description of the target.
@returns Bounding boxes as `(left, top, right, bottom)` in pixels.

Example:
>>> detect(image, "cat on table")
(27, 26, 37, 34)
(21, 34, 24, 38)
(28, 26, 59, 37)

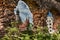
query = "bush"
(0, 22, 60, 40)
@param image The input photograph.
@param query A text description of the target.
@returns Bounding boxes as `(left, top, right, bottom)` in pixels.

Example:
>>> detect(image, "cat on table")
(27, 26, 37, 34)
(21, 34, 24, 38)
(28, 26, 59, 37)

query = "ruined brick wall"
(25, 0, 60, 27)
(0, 0, 60, 28)
(0, 0, 48, 27)
(0, 0, 18, 27)
(24, 0, 48, 27)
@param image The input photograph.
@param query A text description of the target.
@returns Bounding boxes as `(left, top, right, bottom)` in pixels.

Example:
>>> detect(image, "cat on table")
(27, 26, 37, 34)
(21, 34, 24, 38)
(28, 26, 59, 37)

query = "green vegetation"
(0, 21, 60, 40)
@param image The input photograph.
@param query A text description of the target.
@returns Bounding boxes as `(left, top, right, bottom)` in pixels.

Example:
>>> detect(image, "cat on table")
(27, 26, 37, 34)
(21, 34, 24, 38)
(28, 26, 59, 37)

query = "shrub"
(0, 21, 60, 40)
